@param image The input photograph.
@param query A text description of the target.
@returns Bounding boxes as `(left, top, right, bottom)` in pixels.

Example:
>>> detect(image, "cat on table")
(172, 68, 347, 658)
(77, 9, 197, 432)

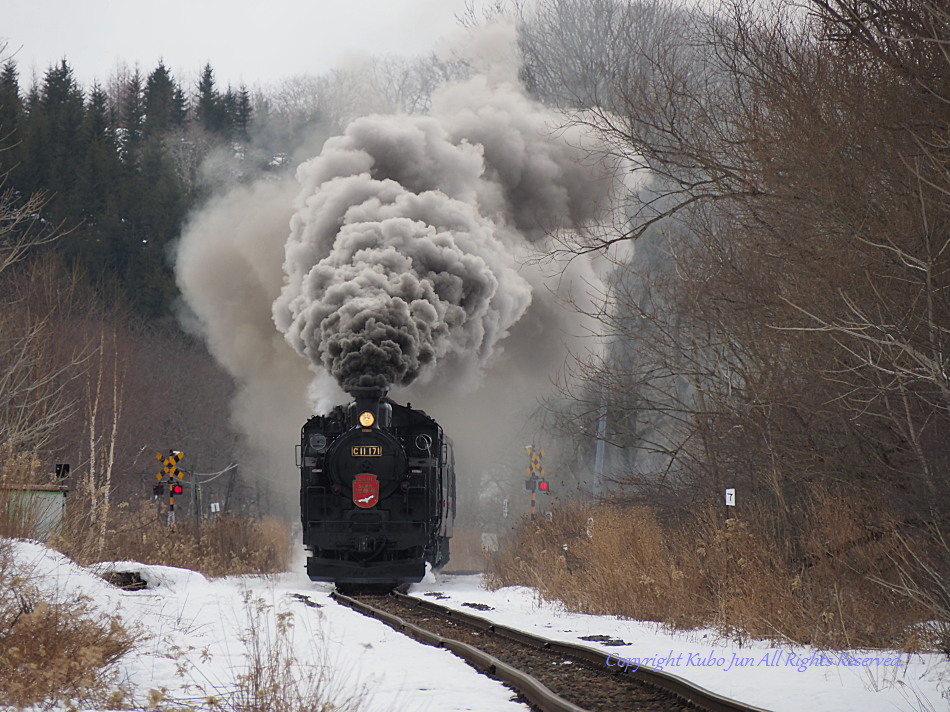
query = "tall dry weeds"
(229, 592, 369, 712)
(1, 438, 292, 578)
(57, 499, 294, 577)
(486, 504, 697, 625)
(0, 539, 139, 709)
(487, 492, 944, 650)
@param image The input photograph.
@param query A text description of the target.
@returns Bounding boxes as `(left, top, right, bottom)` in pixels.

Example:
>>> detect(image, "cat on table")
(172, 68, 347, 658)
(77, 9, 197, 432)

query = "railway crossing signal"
(155, 450, 185, 530)
(524, 445, 545, 489)
(156, 450, 184, 479)
(525, 445, 549, 519)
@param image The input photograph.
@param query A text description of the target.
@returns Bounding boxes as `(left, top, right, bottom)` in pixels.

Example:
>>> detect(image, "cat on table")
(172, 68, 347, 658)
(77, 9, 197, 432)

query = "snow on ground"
(7, 539, 950, 711)
(408, 575, 950, 712)
(9, 540, 526, 712)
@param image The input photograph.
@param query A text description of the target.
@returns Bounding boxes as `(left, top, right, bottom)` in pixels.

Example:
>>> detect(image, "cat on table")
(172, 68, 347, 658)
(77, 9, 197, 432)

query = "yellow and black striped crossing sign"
(525, 445, 545, 478)
(155, 450, 185, 530)
(524, 445, 550, 502)
(155, 451, 184, 480)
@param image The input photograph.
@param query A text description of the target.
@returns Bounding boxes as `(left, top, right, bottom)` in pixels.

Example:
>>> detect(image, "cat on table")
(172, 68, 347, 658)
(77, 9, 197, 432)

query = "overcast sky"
(2, 0, 478, 89)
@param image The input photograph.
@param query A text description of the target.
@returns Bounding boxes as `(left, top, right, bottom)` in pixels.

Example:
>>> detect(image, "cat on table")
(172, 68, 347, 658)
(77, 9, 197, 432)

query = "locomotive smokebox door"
(353, 473, 379, 508)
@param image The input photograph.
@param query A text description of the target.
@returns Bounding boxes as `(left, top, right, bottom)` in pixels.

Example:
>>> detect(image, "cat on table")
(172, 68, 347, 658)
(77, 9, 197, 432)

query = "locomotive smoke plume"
(273, 158, 527, 392)
(176, 23, 622, 509)
(273, 25, 615, 393)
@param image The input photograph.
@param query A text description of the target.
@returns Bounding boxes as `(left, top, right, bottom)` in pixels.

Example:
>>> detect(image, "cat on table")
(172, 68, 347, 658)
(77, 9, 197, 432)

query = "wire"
(190, 463, 239, 483)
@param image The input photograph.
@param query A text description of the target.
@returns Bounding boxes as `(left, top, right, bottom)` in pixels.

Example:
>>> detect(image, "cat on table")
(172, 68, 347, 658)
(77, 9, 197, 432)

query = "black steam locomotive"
(298, 387, 455, 587)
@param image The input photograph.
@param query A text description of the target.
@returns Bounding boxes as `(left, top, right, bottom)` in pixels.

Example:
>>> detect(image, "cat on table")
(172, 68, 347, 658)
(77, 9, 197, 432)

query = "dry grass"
(486, 504, 697, 625)
(486, 491, 946, 650)
(0, 440, 293, 578)
(0, 445, 138, 709)
(0, 441, 296, 710)
(57, 499, 294, 577)
(0, 539, 139, 709)
(227, 592, 369, 712)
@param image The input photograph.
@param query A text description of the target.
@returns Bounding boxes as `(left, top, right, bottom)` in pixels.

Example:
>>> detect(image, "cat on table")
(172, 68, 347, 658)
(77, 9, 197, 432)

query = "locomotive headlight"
(358, 411, 375, 427)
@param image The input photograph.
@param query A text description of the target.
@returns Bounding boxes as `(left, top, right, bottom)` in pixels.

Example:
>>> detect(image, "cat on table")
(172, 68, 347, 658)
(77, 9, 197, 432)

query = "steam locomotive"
(298, 387, 455, 587)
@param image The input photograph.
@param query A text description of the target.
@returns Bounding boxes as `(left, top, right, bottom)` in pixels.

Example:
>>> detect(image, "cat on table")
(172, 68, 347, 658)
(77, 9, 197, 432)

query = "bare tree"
(83, 325, 123, 557)
(521, 0, 950, 548)
(0, 185, 60, 278)
(0, 179, 79, 452)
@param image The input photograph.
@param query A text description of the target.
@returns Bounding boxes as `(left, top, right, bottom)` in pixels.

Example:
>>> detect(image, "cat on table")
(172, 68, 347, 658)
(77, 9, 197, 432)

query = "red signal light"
(538, 479, 549, 492)
(171, 483, 184, 495)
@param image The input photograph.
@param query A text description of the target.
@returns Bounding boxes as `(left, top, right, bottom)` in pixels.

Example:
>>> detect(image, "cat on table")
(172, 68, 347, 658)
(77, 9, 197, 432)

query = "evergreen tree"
(119, 69, 145, 163)
(80, 83, 122, 220)
(75, 82, 126, 285)
(0, 61, 21, 146)
(195, 63, 226, 134)
(222, 86, 237, 137)
(120, 132, 187, 316)
(0, 57, 215, 318)
(172, 82, 188, 127)
(38, 60, 86, 220)
(17, 82, 47, 195)
(144, 61, 176, 136)
(233, 85, 253, 141)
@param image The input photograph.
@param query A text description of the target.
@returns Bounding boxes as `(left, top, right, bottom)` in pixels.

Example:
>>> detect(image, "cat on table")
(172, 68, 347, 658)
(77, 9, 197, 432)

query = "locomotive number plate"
(351, 445, 383, 457)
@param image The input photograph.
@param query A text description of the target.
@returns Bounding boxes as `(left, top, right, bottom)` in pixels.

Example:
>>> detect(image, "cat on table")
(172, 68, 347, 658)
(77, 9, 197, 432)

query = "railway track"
(331, 589, 772, 712)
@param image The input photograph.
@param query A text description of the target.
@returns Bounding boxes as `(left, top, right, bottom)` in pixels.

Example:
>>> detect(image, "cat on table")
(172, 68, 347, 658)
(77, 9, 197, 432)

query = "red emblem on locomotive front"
(353, 473, 379, 508)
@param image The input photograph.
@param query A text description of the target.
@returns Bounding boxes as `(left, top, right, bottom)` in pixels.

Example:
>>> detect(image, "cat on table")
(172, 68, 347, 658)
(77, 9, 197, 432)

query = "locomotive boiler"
(298, 387, 455, 587)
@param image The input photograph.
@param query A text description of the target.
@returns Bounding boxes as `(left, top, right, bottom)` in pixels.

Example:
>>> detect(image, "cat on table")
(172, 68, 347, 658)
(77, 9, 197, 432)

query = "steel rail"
(393, 591, 773, 712)
(332, 589, 772, 712)
(331, 590, 587, 712)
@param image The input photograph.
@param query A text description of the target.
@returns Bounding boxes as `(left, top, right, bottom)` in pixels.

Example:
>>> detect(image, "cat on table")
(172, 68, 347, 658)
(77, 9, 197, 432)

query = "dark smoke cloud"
(175, 23, 625, 511)
(273, 28, 617, 392)
(274, 170, 528, 391)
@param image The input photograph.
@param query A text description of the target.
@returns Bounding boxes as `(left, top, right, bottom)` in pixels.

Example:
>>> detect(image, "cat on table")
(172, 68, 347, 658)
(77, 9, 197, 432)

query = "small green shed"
(0, 484, 69, 541)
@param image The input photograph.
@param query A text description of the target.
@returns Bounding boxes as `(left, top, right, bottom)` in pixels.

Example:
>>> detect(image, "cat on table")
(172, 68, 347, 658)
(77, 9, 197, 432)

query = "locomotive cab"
(299, 387, 455, 586)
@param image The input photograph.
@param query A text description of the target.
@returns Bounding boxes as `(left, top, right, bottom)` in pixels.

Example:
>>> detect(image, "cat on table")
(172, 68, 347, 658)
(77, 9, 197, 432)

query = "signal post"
(524, 445, 549, 520)
(155, 451, 184, 530)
